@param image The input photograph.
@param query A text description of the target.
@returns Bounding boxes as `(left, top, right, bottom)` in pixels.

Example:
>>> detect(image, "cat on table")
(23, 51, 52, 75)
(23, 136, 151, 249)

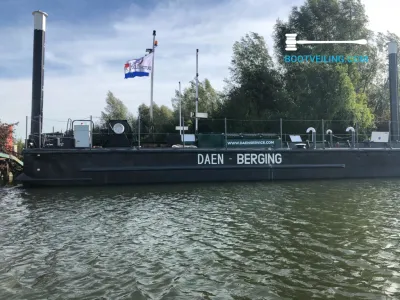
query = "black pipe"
(389, 41, 398, 142)
(30, 11, 47, 148)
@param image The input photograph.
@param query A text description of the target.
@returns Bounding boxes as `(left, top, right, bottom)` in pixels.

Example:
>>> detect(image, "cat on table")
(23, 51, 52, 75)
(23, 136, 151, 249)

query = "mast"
(31, 10, 48, 148)
(179, 81, 182, 135)
(195, 49, 199, 134)
(388, 41, 399, 142)
(150, 30, 156, 122)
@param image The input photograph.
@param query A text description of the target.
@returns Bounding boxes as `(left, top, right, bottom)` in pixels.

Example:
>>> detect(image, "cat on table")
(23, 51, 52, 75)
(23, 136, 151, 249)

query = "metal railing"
(125, 117, 395, 149)
(22, 115, 398, 150)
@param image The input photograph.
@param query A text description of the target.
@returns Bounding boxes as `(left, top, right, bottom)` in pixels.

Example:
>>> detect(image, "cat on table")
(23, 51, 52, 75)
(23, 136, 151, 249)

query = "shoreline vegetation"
(96, 0, 396, 138)
(0, 121, 23, 185)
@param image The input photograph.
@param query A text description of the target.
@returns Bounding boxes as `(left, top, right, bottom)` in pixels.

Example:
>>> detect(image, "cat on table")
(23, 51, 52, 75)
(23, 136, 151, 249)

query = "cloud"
(1, 0, 301, 138)
(362, 0, 399, 35)
(0, 0, 399, 139)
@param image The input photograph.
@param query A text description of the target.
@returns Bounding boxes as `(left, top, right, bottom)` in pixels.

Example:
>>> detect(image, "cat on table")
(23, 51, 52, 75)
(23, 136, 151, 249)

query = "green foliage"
(222, 32, 287, 130)
(272, 0, 377, 132)
(365, 31, 400, 121)
(137, 103, 175, 134)
(15, 138, 24, 153)
(100, 91, 135, 127)
(171, 78, 223, 132)
(0, 120, 14, 153)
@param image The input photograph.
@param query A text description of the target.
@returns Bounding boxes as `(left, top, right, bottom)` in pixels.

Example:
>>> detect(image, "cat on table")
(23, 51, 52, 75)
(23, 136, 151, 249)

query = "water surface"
(1, 180, 400, 299)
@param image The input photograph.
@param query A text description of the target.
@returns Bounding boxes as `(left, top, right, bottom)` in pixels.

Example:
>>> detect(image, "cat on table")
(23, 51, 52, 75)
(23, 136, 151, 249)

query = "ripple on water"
(0, 180, 400, 299)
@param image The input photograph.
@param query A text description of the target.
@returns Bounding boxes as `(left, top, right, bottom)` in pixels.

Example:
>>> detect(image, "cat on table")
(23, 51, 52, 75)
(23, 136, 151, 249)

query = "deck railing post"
(25, 116, 28, 149)
(38, 115, 41, 148)
(90, 115, 93, 148)
(138, 114, 141, 149)
(322, 119, 325, 149)
(224, 118, 227, 150)
(356, 122, 359, 149)
(182, 117, 185, 148)
(313, 131, 316, 149)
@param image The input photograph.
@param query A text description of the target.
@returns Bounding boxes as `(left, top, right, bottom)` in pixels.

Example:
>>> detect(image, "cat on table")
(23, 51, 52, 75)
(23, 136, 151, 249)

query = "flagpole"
(195, 48, 199, 134)
(150, 30, 156, 122)
(179, 81, 182, 135)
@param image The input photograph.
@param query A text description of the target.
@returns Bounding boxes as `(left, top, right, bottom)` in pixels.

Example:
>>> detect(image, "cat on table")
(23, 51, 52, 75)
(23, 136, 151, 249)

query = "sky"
(0, 0, 399, 139)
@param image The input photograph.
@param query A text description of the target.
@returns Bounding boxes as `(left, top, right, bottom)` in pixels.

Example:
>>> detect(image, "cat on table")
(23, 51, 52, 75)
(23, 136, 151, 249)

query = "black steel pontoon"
(16, 11, 400, 187)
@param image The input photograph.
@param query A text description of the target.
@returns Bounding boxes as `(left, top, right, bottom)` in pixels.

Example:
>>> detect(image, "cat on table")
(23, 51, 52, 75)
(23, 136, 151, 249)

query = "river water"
(0, 180, 399, 300)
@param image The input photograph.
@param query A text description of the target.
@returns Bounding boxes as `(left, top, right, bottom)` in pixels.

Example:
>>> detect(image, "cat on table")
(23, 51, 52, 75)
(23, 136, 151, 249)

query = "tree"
(365, 31, 400, 123)
(272, 0, 375, 132)
(171, 79, 222, 119)
(221, 32, 286, 132)
(138, 103, 175, 135)
(15, 138, 24, 153)
(273, 0, 371, 62)
(100, 91, 135, 127)
(171, 78, 223, 132)
(0, 120, 15, 153)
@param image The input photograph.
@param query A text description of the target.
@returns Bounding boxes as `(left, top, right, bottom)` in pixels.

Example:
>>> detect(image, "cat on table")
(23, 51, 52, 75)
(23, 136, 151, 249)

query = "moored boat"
(15, 10, 400, 187)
